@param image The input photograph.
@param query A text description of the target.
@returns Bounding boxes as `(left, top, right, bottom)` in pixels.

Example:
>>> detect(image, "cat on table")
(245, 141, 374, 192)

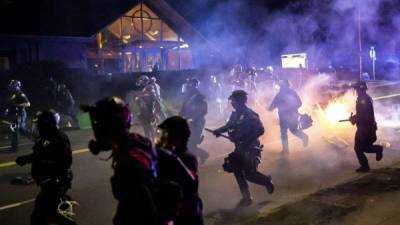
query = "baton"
(204, 128, 263, 151)
(204, 128, 231, 140)
(338, 112, 353, 123)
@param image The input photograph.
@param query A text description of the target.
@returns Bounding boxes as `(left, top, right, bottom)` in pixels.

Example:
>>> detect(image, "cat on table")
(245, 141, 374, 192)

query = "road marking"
(0, 199, 35, 211)
(0, 143, 31, 150)
(0, 162, 16, 168)
(73, 148, 89, 154)
(0, 148, 89, 169)
(374, 93, 400, 101)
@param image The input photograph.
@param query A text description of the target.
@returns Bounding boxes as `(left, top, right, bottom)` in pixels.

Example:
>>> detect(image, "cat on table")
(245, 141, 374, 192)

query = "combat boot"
(374, 145, 383, 161)
(236, 197, 253, 208)
(355, 166, 370, 173)
(265, 175, 274, 194)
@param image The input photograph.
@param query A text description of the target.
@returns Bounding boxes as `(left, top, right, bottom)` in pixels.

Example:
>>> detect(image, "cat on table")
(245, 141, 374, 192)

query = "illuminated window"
(104, 3, 180, 43)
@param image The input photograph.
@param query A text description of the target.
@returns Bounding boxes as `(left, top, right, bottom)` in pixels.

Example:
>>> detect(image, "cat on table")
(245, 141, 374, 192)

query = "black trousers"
(354, 129, 380, 168)
(279, 118, 307, 152)
(231, 152, 270, 199)
(64, 106, 79, 128)
(113, 200, 158, 225)
(188, 120, 208, 160)
(10, 111, 31, 151)
(31, 187, 76, 225)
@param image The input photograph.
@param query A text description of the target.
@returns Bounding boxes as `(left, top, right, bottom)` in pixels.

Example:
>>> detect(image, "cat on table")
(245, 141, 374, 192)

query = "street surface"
(0, 122, 399, 225)
(1, 81, 400, 225)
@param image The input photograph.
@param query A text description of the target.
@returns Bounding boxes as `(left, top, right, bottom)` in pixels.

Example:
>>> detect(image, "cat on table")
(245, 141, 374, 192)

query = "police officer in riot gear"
(16, 110, 76, 225)
(213, 90, 274, 207)
(135, 75, 157, 140)
(149, 77, 168, 121)
(156, 116, 204, 225)
(56, 84, 79, 129)
(206, 75, 224, 116)
(180, 78, 209, 164)
(5, 79, 31, 152)
(269, 79, 308, 154)
(82, 97, 159, 225)
(349, 81, 383, 173)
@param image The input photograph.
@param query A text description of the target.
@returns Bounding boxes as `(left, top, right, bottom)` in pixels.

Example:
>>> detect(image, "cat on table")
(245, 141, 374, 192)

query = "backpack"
(298, 113, 313, 130)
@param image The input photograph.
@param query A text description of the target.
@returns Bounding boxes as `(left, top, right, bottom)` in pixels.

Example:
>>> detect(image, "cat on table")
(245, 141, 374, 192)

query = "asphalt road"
(1, 81, 400, 225)
(0, 122, 399, 225)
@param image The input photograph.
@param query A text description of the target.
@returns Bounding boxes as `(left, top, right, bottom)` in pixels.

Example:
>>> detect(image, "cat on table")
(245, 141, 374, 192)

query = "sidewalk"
(208, 165, 400, 225)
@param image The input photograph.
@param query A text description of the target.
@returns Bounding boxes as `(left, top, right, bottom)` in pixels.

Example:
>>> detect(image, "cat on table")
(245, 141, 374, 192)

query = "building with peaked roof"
(0, 0, 217, 73)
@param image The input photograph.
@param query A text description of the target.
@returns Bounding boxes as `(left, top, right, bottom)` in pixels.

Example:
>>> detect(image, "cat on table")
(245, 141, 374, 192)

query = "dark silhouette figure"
(135, 75, 158, 141)
(5, 80, 31, 152)
(213, 90, 274, 207)
(82, 97, 159, 225)
(16, 110, 76, 225)
(56, 84, 79, 128)
(269, 79, 308, 154)
(156, 116, 204, 225)
(180, 78, 209, 164)
(349, 81, 383, 173)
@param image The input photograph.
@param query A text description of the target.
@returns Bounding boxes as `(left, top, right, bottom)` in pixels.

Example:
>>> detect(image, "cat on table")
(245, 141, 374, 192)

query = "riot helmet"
(278, 79, 290, 88)
(352, 81, 368, 90)
(187, 78, 200, 88)
(157, 116, 191, 152)
(229, 90, 248, 103)
(81, 97, 133, 154)
(9, 80, 21, 92)
(136, 75, 150, 87)
(33, 109, 61, 136)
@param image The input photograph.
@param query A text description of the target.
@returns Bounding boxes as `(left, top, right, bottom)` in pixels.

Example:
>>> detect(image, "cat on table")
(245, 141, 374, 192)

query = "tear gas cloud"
(186, 0, 400, 73)
(128, 0, 400, 213)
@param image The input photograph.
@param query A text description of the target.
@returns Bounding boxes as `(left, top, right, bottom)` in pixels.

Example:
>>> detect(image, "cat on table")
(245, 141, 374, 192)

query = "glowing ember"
(325, 100, 351, 124)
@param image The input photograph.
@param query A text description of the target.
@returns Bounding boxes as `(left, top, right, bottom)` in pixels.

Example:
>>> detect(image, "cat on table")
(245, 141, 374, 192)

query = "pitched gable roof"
(0, 0, 206, 45)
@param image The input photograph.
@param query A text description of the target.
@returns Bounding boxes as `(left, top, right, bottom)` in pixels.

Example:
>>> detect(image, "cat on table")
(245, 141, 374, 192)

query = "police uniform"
(269, 82, 308, 153)
(214, 93, 273, 206)
(180, 88, 209, 163)
(16, 112, 75, 225)
(136, 84, 158, 140)
(57, 86, 79, 128)
(111, 133, 159, 225)
(156, 116, 203, 225)
(157, 148, 203, 225)
(7, 88, 31, 151)
(83, 97, 159, 225)
(351, 82, 383, 172)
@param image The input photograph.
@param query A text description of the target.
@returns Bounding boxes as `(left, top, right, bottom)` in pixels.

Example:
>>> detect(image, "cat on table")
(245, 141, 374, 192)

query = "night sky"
(1, 0, 400, 68)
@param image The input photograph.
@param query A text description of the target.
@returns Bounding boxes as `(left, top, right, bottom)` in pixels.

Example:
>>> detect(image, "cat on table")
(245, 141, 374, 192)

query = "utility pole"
(369, 46, 377, 80)
(358, 0, 363, 80)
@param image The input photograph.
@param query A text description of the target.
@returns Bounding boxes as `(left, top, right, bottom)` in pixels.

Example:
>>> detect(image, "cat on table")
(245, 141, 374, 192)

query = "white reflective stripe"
(0, 199, 35, 211)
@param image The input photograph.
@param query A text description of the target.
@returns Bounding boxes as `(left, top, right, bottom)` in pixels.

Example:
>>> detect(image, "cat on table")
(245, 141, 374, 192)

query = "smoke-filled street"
(2, 0, 400, 224)
(1, 92, 400, 225)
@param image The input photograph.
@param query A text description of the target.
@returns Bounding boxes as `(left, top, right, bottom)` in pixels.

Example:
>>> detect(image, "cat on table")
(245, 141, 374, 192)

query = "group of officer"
(83, 97, 204, 225)
(8, 73, 384, 225)
(3, 79, 78, 152)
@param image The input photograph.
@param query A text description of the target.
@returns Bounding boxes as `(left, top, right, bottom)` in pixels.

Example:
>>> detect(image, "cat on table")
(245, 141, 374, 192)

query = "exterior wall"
(0, 37, 91, 70)
(38, 40, 88, 69)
